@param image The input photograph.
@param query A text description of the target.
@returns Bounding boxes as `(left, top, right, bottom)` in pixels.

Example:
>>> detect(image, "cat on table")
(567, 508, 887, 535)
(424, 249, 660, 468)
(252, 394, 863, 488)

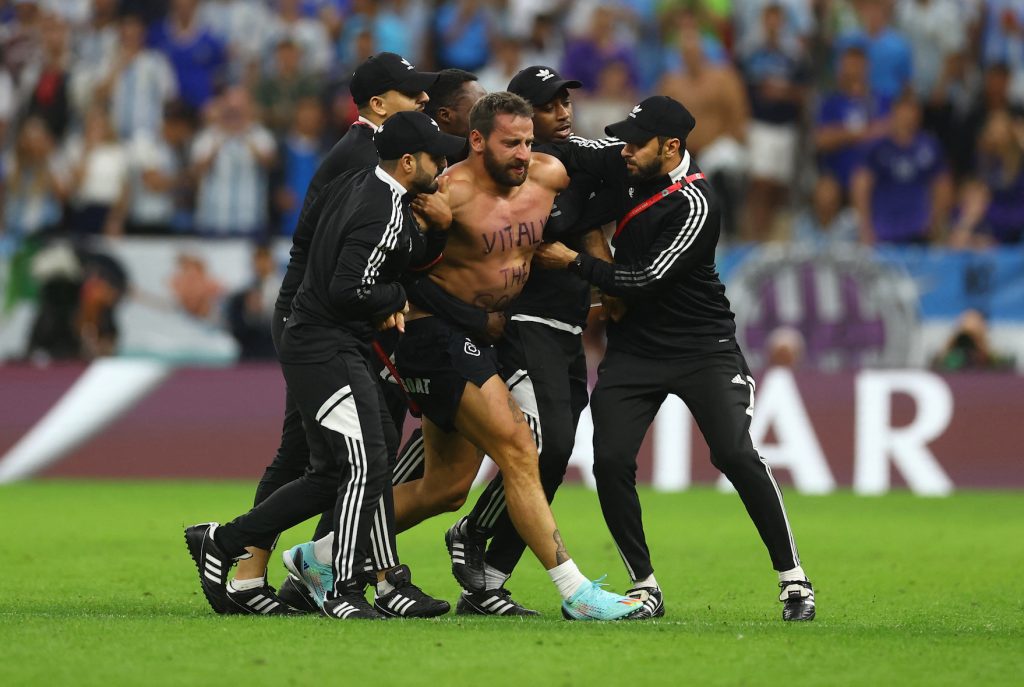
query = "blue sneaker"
(282, 542, 332, 609)
(561, 577, 644, 621)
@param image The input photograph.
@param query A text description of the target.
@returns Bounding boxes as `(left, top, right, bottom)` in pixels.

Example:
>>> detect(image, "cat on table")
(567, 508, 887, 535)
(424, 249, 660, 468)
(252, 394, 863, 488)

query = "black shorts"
(395, 315, 500, 432)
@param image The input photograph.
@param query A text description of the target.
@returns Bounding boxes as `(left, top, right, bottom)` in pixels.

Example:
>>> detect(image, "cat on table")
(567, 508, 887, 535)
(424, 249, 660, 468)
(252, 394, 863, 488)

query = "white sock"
(376, 578, 395, 597)
(313, 535, 332, 565)
(228, 576, 264, 592)
(548, 559, 589, 601)
(779, 566, 807, 583)
(484, 564, 509, 591)
(631, 573, 659, 590)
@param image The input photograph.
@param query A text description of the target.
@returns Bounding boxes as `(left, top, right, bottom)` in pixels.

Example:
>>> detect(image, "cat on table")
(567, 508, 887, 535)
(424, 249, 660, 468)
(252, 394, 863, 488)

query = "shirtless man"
(395, 92, 640, 620)
(657, 21, 749, 237)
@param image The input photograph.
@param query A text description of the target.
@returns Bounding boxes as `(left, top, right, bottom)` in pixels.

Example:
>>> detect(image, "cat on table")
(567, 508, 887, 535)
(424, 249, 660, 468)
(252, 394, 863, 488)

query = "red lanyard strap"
(614, 172, 705, 239)
(372, 339, 422, 417)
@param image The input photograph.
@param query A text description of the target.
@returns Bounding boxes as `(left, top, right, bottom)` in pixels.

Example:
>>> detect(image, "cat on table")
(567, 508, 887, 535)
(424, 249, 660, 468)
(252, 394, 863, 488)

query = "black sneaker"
(456, 588, 539, 616)
(226, 583, 302, 615)
(277, 574, 319, 614)
(184, 522, 234, 614)
(445, 517, 487, 592)
(780, 579, 815, 621)
(322, 585, 383, 620)
(373, 564, 450, 618)
(624, 585, 665, 619)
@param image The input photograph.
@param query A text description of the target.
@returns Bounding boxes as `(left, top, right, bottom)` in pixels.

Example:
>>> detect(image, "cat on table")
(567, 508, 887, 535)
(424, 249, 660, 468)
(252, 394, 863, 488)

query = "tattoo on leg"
(507, 396, 526, 424)
(553, 529, 569, 565)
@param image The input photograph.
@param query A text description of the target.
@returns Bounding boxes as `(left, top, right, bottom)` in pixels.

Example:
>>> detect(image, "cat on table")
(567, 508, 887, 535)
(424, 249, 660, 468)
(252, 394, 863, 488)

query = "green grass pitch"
(1, 481, 1021, 686)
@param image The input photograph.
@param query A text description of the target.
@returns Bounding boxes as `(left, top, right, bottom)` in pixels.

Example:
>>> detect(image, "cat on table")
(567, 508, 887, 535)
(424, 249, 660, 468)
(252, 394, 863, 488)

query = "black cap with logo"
(374, 111, 466, 160)
(350, 52, 440, 105)
(605, 95, 696, 145)
(507, 65, 582, 106)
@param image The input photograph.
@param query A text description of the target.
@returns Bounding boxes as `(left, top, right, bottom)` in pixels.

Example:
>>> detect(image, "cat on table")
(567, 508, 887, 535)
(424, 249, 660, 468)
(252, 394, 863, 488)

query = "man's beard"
(483, 147, 528, 187)
(625, 155, 662, 181)
(410, 166, 439, 194)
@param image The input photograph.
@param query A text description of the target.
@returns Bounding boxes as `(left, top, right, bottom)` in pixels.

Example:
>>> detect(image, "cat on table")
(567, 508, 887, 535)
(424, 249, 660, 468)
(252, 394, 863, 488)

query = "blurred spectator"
(791, 175, 858, 245)
(72, 0, 119, 69)
(2, 117, 65, 240)
(939, 62, 1015, 182)
(573, 58, 637, 140)
(21, 12, 72, 139)
(562, 4, 640, 93)
(434, 0, 494, 72)
(199, 0, 271, 81)
(922, 50, 982, 181)
(82, 13, 178, 141)
(765, 325, 806, 368)
(226, 244, 279, 359)
(658, 21, 749, 239)
(1, 0, 43, 87)
(122, 101, 197, 235)
(265, 0, 332, 76)
(659, 7, 728, 76)
(26, 239, 81, 360)
(252, 38, 320, 137)
(851, 89, 952, 245)
(521, 12, 565, 68)
(733, 0, 816, 54)
(62, 105, 130, 235)
(423, 68, 485, 138)
(950, 109, 1024, 248)
(931, 309, 1015, 372)
(337, 0, 414, 67)
(740, 2, 811, 240)
(149, 0, 228, 110)
(0, 56, 14, 146)
(76, 250, 128, 358)
(169, 250, 222, 319)
(814, 45, 889, 194)
(895, 0, 967, 99)
(273, 96, 325, 235)
(191, 87, 276, 237)
(476, 35, 525, 94)
(980, 0, 1024, 105)
(836, 0, 913, 100)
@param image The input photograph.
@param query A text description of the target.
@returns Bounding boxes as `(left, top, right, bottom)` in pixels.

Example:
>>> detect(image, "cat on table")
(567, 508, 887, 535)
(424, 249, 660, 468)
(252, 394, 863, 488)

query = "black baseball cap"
(507, 66, 582, 106)
(605, 96, 696, 145)
(350, 52, 439, 105)
(374, 111, 466, 160)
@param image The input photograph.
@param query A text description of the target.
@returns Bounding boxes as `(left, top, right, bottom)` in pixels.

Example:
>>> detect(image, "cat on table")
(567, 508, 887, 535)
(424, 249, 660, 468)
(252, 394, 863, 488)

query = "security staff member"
(185, 111, 466, 620)
(534, 96, 815, 622)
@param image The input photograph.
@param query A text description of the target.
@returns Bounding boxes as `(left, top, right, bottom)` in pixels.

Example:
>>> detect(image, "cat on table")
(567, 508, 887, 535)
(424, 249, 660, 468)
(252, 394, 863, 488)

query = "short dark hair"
(425, 69, 479, 118)
(469, 92, 533, 138)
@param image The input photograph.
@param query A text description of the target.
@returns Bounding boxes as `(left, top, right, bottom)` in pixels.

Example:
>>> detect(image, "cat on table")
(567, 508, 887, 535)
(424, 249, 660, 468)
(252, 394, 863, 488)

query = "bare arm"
(850, 167, 875, 245)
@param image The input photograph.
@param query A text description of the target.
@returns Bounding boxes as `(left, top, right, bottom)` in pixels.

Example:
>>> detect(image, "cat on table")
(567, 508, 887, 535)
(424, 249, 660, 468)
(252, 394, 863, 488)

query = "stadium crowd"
(1, 0, 1023, 360)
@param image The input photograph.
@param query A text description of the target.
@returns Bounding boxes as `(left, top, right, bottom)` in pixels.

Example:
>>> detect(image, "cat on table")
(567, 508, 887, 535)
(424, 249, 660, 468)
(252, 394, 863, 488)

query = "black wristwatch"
(567, 253, 585, 274)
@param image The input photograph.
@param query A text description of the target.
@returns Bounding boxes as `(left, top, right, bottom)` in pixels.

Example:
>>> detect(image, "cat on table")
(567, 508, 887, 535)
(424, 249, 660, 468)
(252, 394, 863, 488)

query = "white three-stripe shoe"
(226, 583, 302, 615)
(323, 584, 384, 620)
(373, 564, 450, 618)
(456, 588, 539, 616)
(184, 522, 233, 614)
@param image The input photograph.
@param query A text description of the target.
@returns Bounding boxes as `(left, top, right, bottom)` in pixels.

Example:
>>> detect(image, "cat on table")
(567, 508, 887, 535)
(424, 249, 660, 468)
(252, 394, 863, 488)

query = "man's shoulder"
(528, 152, 568, 192)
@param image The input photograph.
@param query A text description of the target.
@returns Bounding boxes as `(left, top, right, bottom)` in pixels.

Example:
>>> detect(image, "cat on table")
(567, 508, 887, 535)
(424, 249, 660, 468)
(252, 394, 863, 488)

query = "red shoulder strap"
(613, 172, 705, 240)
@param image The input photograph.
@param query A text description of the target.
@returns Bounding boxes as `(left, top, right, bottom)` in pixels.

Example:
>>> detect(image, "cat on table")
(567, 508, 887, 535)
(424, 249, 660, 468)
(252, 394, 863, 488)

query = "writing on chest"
(480, 218, 547, 255)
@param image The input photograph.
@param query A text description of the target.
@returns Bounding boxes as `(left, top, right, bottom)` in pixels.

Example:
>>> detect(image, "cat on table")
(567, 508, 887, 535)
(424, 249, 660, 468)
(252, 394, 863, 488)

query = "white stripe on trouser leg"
(333, 435, 367, 586)
(615, 542, 637, 581)
(393, 435, 424, 485)
(478, 482, 506, 529)
(760, 458, 800, 567)
(370, 495, 396, 570)
(318, 390, 367, 585)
